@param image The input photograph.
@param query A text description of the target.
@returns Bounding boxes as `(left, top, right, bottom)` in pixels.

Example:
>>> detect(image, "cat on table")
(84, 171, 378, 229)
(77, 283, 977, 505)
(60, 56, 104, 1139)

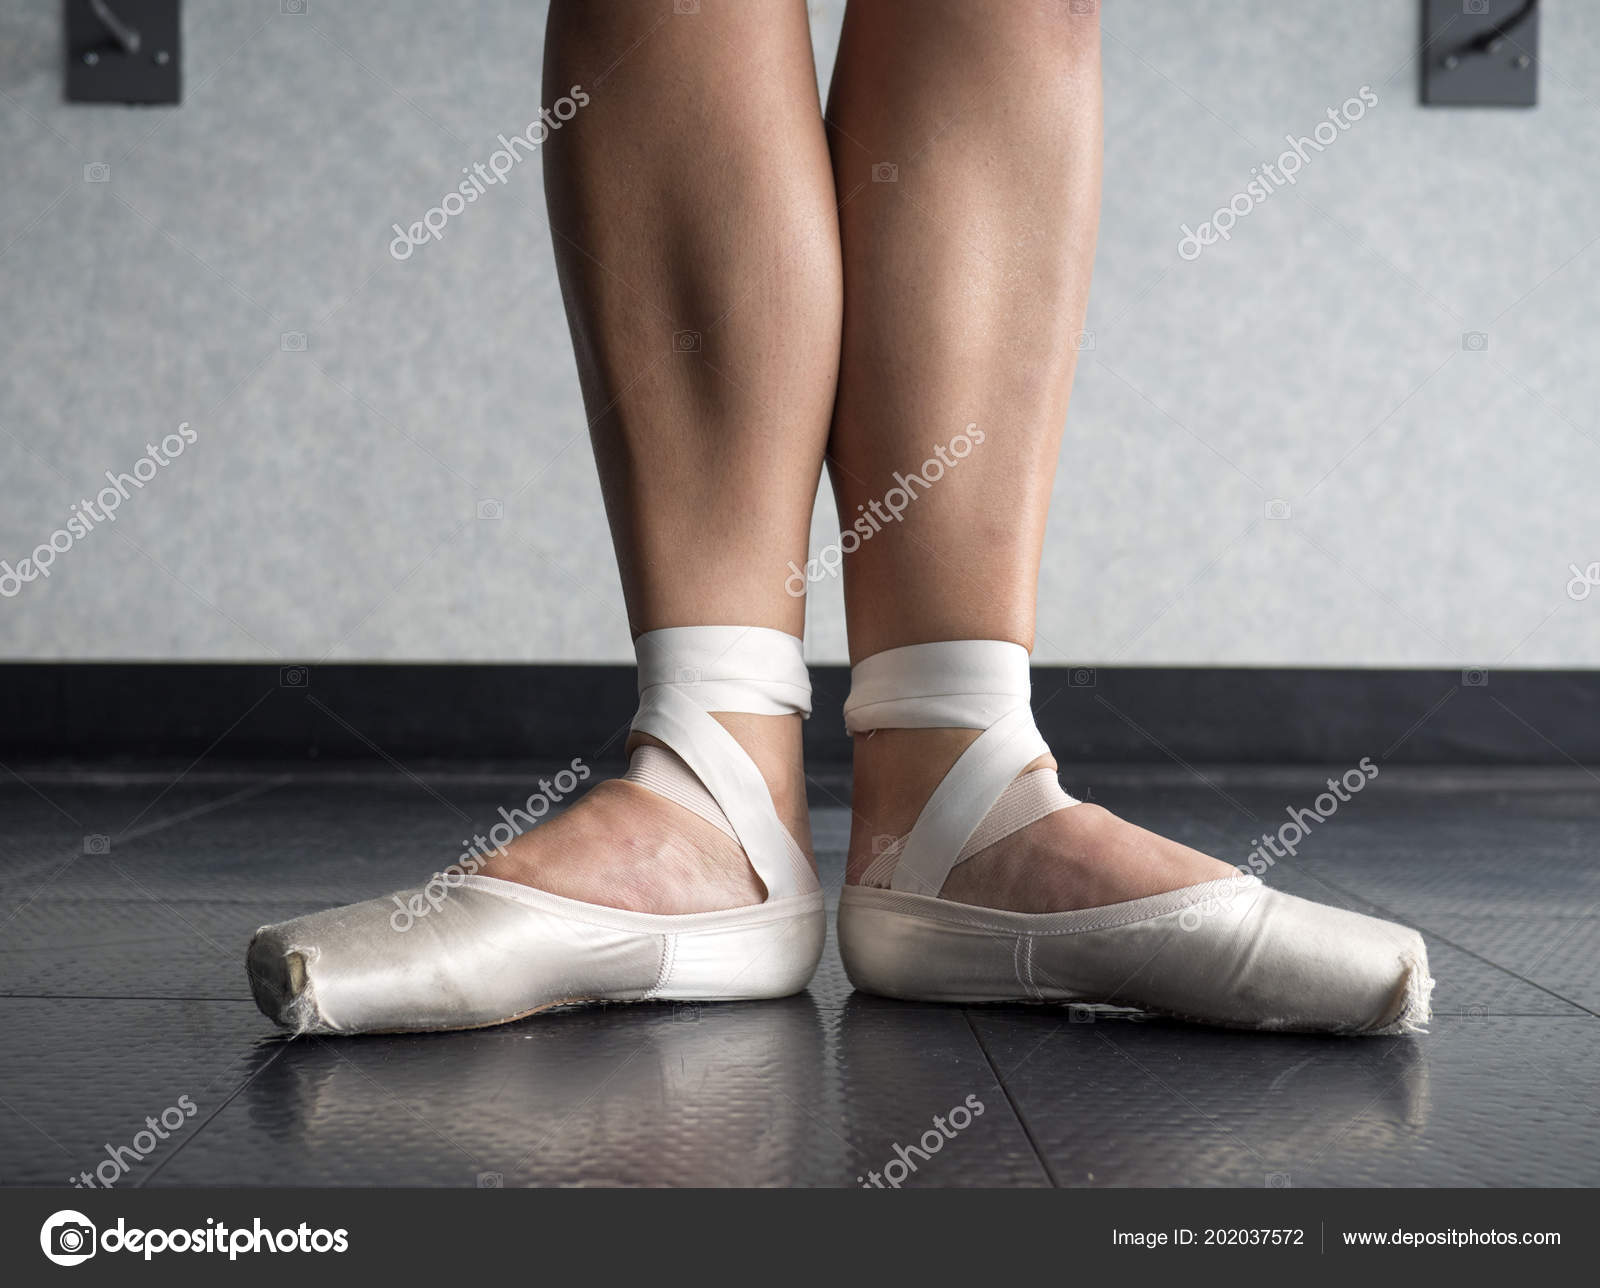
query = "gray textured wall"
(2, 1, 1595, 666)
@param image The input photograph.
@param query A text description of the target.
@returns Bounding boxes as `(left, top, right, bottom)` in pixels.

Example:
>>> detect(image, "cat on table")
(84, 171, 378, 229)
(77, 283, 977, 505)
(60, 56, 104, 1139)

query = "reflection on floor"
(2, 762, 1596, 1187)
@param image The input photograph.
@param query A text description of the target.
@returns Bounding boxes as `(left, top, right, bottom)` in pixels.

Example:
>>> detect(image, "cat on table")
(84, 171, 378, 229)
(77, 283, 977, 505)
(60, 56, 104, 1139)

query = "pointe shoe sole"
(837, 876, 1432, 1036)
(248, 876, 826, 1036)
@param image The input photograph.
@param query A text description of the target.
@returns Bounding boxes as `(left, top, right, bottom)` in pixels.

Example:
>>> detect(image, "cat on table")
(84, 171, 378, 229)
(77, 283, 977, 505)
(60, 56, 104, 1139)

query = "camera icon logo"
(1566, 561, 1600, 601)
(279, 665, 310, 689)
(673, 330, 701, 353)
(674, 665, 701, 687)
(476, 1171, 503, 1188)
(1072, 331, 1095, 351)
(674, 0, 700, 12)
(1462, 667, 1489, 688)
(282, 0, 308, 14)
(41, 1210, 97, 1266)
(1265, 498, 1292, 520)
(1463, 0, 1489, 14)
(1067, 1004, 1096, 1024)
(1265, 1171, 1292, 1189)
(1070, 0, 1097, 13)
(1461, 330, 1488, 351)
(82, 835, 111, 855)
(83, 163, 110, 183)
(280, 331, 308, 352)
(1068, 666, 1096, 688)
(476, 498, 504, 520)
(871, 162, 899, 183)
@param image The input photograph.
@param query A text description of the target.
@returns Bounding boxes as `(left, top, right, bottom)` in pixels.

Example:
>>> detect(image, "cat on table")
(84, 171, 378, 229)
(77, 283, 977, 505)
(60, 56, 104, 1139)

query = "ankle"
(631, 710, 814, 865)
(846, 727, 1055, 884)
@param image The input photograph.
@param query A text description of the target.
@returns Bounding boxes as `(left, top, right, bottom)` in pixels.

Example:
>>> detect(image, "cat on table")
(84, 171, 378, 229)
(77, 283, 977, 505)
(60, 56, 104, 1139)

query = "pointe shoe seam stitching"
(1014, 935, 1040, 1000)
(645, 932, 676, 999)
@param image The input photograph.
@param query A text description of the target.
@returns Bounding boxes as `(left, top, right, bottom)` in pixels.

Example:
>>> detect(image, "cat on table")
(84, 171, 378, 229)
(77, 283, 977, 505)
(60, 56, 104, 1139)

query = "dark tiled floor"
(1, 762, 1596, 1187)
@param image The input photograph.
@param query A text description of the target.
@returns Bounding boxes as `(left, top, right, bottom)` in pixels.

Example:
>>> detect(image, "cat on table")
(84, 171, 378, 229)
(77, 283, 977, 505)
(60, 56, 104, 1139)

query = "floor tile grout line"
(115, 775, 296, 846)
(1427, 1013, 1600, 1020)
(964, 1009, 1060, 1189)
(1298, 865, 1600, 1019)
(0, 994, 258, 1003)
(0, 814, 262, 944)
(0, 775, 295, 899)
(976, 1008, 1596, 1025)
(136, 1042, 294, 1188)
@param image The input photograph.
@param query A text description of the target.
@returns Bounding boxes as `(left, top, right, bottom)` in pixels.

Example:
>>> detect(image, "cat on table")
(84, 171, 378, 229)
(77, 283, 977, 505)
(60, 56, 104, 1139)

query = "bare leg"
(243, 2, 845, 1035)
(481, 0, 842, 913)
(826, 0, 1232, 910)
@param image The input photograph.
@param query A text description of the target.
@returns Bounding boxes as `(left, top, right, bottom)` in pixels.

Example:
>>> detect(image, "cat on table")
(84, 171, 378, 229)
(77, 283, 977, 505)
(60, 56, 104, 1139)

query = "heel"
(655, 894, 826, 1001)
(837, 887, 1027, 1003)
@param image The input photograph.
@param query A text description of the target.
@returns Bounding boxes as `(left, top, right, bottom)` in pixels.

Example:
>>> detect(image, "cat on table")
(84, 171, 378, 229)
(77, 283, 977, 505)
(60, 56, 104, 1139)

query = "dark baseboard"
(2, 663, 1598, 765)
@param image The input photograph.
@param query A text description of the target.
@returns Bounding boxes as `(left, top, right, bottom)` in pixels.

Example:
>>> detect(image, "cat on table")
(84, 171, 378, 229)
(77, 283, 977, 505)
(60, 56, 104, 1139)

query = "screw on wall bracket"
(1421, 0, 1538, 107)
(64, 0, 181, 104)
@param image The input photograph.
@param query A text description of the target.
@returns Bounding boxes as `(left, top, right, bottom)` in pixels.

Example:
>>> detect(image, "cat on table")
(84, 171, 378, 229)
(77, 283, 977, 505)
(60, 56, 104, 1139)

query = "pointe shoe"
(835, 642, 1432, 1036)
(248, 627, 826, 1035)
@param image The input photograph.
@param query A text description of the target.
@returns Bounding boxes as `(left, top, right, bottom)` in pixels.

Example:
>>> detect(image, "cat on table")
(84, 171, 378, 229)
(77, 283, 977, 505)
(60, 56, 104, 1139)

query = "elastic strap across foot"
(844, 640, 1075, 897)
(859, 766, 1071, 889)
(622, 745, 737, 840)
(630, 626, 817, 902)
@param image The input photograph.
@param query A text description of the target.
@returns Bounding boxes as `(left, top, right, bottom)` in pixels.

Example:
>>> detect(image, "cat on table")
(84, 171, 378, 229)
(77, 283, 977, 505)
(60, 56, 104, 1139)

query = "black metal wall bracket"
(1422, 0, 1538, 107)
(65, 0, 181, 104)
